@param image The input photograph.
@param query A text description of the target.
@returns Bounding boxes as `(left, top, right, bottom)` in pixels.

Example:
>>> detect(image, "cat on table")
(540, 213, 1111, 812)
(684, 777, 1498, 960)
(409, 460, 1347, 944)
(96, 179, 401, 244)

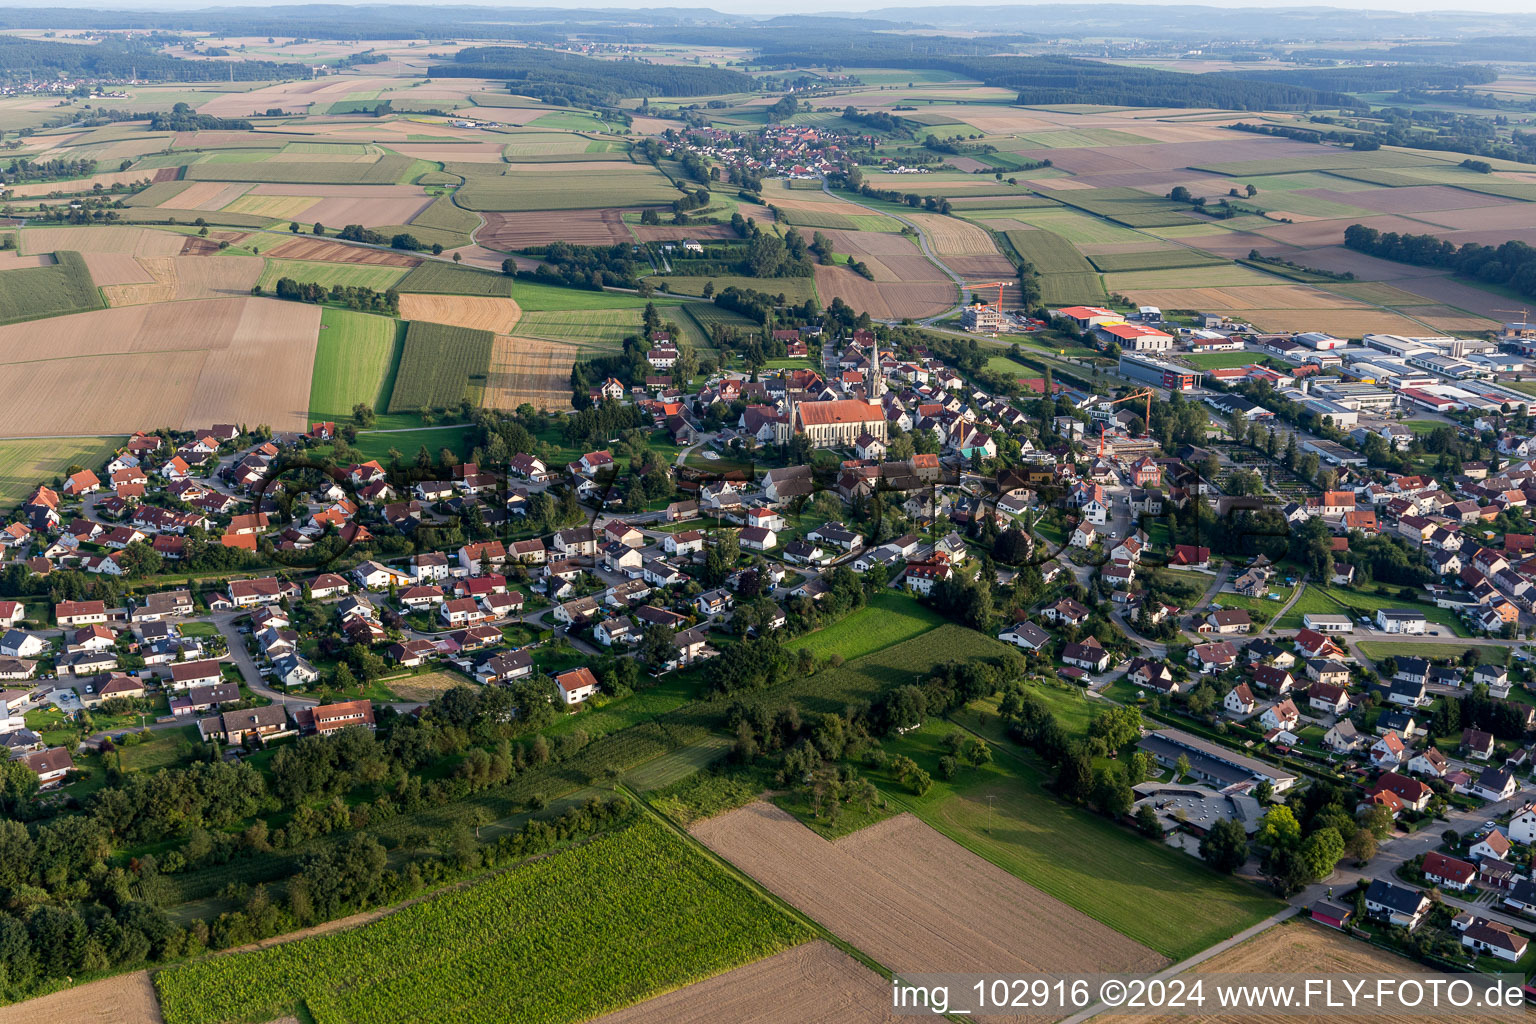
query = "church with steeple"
(773, 334, 888, 448)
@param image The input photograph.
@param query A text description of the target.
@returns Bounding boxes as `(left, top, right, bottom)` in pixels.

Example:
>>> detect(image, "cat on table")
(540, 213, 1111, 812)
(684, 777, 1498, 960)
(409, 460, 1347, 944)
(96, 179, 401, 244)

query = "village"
(0, 293, 1533, 978)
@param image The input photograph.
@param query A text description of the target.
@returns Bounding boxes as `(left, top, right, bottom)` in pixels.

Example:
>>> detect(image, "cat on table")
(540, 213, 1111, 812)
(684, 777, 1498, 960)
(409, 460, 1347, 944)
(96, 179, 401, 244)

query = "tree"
(1135, 803, 1162, 837)
(1199, 818, 1250, 874)
(1055, 742, 1094, 803)
(1089, 705, 1142, 752)
(1256, 805, 1302, 850)
(1362, 803, 1394, 840)
(1345, 827, 1378, 865)
(1174, 753, 1191, 780)
(0, 758, 37, 815)
(639, 624, 674, 667)
(1298, 826, 1345, 882)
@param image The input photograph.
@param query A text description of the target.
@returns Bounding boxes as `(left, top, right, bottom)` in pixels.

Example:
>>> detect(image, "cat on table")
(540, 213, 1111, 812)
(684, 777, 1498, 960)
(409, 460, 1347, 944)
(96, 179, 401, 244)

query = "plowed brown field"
(588, 941, 899, 1024)
(398, 293, 521, 333)
(478, 209, 631, 249)
(483, 335, 575, 411)
(0, 296, 318, 434)
(692, 804, 1163, 1022)
(265, 237, 421, 267)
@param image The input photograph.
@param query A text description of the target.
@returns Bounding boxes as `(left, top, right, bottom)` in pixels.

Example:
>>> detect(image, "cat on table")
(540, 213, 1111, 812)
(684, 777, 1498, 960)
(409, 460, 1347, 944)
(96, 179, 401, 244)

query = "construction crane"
(1495, 308, 1532, 327)
(968, 281, 1011, 310)
(1097, 387, 1155, 458)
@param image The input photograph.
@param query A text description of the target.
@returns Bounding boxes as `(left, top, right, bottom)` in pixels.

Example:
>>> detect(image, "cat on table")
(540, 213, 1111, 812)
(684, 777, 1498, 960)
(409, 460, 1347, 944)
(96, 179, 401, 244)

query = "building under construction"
(962, 302, 1008, 333)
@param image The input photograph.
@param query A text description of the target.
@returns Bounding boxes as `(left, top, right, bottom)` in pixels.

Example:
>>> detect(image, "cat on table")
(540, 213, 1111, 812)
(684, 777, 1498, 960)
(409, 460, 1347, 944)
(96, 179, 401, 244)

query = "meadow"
(879, 715, 1281, 960)
(517, 308, 648, 347)
(783, 592, 945, 662)
(388, 320, 494, 412)
(657, 275, 817, 305)
(0, 251, 106, 324)
(154, 818, 813, 1024)
(0, 436, 124, 507)
(308, 308, 403, 424)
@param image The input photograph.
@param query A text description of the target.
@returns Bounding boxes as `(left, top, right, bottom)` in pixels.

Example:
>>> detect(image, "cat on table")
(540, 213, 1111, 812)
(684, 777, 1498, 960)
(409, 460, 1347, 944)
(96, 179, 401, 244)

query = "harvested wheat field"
(4, 168, 175, 198)
(101, 254, 263, 306)
(1241, 308, 1435, 336)
(693, 804, 1163, 998)
(398, 293, 521, 333)
(0, 252, 56, 268)
(589, 941, 898, 1024)
(265, 237, 421, 267)
(388, 142, 506, 162)
(163, 181, 251, 211)
(197, 76, 399, 116)
(79, 252, 156, 285)
(484, 336, 576, 411)
(1097, 920, 1520, 1024)
(478, 209, 631, 248)
(0, 297, 318, 434)
(905, 211, 1000, 255)
(0, 970, 162, 1024)
(1400, 304, 1501, 332)
(1116, 284, 1367, 311)
(19, 226, 185, 258)
(813, 265, 954, 319)
(630, 222, 736, 242)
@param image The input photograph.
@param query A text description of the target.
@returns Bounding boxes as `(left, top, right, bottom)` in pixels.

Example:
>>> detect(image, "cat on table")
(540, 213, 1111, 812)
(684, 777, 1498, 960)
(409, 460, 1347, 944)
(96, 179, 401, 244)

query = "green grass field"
(880, 715, 1280, 960)
(258, 258, 408, 293)
(0, 436, 123, 508)
(388, 320, 494, 412)
(517, 308, 648, 347)
(1183, 352, 1259, 369)
(1087, 249, 1228, 273)
(656, 275, 817, 305)
(353, 425, 474, 464)
(153, 817, 812, 1024)
(1277, 583, 1466, 635)
(0, 251, 105, 325)
(785, 592, 945, 662)
(510, 279, 683, 313)
(184, 152, 415, 185)
(1003, 227, 1096, 275)
(398, 261, 515, 297)
(458, 167, 678, 211)
(1355, 641, 1500, 664)
(407, 193, 482, 247)
(308, 308, 403, 424)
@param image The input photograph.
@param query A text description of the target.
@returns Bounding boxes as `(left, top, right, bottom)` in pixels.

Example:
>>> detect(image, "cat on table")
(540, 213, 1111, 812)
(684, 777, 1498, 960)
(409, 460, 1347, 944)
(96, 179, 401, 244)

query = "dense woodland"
(0, 36, 309, 83)
(432, 48, 754, 107)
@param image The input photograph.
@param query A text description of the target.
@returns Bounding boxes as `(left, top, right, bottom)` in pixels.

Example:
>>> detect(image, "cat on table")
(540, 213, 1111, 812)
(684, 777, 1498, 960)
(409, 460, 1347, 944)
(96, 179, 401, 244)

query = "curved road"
(819, 178, 970, 325)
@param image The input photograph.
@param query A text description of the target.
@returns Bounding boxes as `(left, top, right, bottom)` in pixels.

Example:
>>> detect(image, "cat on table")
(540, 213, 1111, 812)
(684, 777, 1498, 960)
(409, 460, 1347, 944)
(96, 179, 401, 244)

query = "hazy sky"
(49, 0, 1528, 16)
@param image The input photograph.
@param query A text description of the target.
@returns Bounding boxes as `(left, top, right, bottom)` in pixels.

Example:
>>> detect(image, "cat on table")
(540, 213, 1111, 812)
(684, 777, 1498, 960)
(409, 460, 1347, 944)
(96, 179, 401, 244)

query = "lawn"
(308, 308, 403, 423)
(875, 716, 1281, 961)
(1183, 351, 1259, 370)
(1355, 641, 1501, 664)
(1299, 584, 1468, 636)
(117, 725, 200, 772)
(257, 258, 409, 293)
(0, 436, 124, 509)
(784, 592, 945, 662)
(352, 425, 475, 464)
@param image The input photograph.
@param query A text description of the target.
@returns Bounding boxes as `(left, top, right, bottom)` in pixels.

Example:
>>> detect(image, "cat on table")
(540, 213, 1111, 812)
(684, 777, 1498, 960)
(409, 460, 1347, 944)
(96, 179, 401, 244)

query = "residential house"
(554, 666, 601, 706)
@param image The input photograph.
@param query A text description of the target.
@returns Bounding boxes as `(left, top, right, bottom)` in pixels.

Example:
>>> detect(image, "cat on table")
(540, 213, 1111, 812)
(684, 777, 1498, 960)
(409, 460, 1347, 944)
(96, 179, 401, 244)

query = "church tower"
(866, 334, 885, 405)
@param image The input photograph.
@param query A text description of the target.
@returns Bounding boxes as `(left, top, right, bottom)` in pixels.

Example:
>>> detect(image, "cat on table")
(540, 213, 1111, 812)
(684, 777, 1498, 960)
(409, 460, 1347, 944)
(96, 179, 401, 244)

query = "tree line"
(1344, 223, 1536, 300)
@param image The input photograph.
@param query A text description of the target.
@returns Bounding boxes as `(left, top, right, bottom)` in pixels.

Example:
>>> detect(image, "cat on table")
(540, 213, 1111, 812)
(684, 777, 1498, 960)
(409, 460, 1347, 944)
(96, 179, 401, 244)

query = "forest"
(431, 48, 755, 107)
(0, 36, 310, 83)
(1222, 63, 1496, 93)
(1343, 223, 1536, 300)
(754, 46, 1353, 110)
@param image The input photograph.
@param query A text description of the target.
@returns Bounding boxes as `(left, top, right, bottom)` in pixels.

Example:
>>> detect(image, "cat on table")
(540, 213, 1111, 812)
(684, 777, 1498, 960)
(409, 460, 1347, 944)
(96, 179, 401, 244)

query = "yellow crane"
(1097, 387, 1154, 458)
